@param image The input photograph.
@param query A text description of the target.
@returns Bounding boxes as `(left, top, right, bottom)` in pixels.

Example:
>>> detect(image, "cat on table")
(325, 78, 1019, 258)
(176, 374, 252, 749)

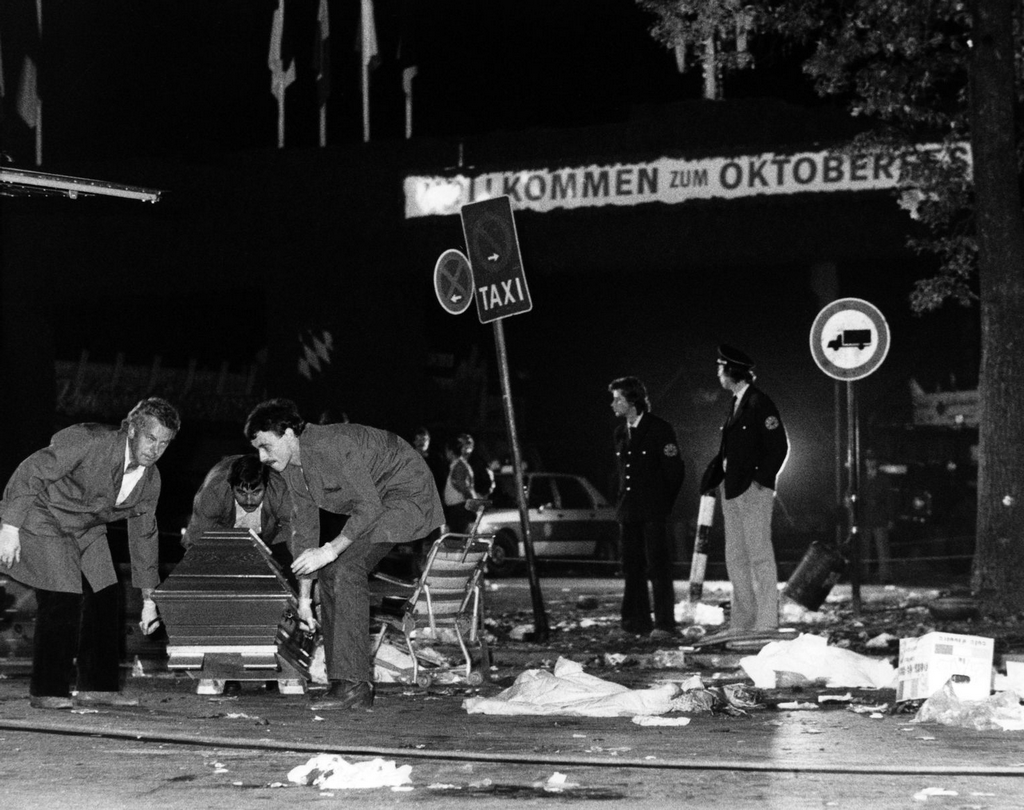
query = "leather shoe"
(74, 691, 140, 707)
(311, 679, 375, 710)
(30, 695, 73, 710)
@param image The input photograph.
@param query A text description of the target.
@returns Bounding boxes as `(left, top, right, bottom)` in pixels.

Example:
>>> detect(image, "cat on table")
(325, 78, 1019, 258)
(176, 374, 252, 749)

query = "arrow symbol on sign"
(450, 293, 463, 303)
(487, 253, 499, 262)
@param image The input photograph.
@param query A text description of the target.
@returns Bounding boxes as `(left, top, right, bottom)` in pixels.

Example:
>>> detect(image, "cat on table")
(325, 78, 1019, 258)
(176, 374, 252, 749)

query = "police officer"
(701, 345, 789, 634)
(609, 376, 685, 638)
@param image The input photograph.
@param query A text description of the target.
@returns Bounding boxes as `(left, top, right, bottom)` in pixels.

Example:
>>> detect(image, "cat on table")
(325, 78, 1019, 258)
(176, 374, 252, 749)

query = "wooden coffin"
(156, 529, 310, 676)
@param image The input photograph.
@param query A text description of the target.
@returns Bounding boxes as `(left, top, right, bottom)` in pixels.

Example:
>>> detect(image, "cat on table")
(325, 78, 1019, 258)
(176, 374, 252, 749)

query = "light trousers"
(721, 483, 778, 632)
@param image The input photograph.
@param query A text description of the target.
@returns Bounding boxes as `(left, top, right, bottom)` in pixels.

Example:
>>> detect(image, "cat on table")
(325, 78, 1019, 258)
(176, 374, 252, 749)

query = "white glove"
(291, 544, 340, 576)
(0, 524, 20, 568)
(296, 597, 318, 631)
(139, 598, 161, 635)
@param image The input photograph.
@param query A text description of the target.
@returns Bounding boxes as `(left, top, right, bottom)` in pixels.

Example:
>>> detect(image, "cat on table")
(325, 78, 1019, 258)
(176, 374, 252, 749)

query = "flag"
(268, 0, 295, 148)
(314, 0, 330, 106)
(16, 54, 39, 128)
(360, 0, 378, 142)
(361, 0, 379, 70)
(673, 42, 687, 74)
(398, 0, 419, 138)
(268, 1, 295, 104)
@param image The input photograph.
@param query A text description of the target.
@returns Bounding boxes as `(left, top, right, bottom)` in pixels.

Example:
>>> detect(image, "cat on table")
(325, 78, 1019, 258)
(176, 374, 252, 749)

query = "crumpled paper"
(287, 754, 412, 790)
(463, 657, 676, 717)
(740, 633, 897, 689)
(913, 682, 1024, 731)
(674, 601, 726, 626)
(632, 715, 691, 726)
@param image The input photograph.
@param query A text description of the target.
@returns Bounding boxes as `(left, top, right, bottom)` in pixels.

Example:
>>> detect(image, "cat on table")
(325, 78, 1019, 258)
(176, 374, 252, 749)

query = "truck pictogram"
(827, 329, 872, 351)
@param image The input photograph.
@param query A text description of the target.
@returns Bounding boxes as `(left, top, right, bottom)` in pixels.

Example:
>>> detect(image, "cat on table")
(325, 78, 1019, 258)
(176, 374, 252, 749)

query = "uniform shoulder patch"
(765, 416, 780, 430)
(663, 443, 679, 457)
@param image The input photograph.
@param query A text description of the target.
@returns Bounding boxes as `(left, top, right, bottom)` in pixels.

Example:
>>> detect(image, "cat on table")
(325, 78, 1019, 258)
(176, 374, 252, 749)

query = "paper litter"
(674, 601, 726, 626)
(632, 715, 692, 726)
(287, 754, 412, 790)
(912, 683, 1024, 731)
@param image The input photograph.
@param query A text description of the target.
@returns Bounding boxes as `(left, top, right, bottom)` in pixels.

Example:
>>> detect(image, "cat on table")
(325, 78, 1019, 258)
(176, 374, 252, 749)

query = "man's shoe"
(649, 628, 676, 640)
(311, 680, 375, 710)
(74, 691, 140, 707)
(30, 696, 73, 710)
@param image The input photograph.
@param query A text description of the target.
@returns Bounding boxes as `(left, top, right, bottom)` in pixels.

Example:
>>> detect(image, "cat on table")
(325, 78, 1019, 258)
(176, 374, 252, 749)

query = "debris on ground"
(287, 754, 412, 790)
(739, 633, 897, 689)
(912, 682, 1024, 731)
(463, 656, 677, 717)
(674, 601, 725, 626)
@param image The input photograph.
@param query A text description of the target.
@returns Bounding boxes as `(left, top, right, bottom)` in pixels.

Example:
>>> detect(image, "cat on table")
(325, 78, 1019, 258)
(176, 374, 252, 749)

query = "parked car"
(478, 472, 621, 575)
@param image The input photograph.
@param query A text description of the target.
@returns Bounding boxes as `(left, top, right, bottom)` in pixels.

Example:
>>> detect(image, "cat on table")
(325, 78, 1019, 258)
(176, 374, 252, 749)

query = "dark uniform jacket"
(701, 384, 789, 500)
(613, 413, 685, 522)
(282, 423, 445, 553)
(181, 454, 293, 549)
(0, 424, 162, 593)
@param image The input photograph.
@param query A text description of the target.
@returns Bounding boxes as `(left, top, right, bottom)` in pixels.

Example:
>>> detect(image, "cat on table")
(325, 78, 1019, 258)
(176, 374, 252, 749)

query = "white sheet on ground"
(739, 633, 897, 689)
(463, 657, 677, 717)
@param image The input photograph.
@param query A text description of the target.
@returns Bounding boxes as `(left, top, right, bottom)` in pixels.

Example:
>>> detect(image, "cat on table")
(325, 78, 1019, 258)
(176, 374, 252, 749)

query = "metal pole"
(834, 380, 843, 548)
(846, 380, 861, 616)
(492, 319, 549, 641)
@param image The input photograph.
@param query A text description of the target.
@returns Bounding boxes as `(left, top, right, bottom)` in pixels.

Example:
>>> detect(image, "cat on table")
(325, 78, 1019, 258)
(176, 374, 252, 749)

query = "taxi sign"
(433, 249, 474, 315)
(460, 195, 533, 323)
(810, 297, 890, 381)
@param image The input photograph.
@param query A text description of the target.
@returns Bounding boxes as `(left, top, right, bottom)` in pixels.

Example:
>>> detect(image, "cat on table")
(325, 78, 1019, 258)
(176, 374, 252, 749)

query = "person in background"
(701, 345, 789, 636)
(443, 433, 480, 533)
(0, 397, 180, 709)
(609, 376, 685, 639)
(245, 398, 443, 710)
(182, 453, 295, 577)
(181, 452, 296, 696)
(859, 450, 894, 584)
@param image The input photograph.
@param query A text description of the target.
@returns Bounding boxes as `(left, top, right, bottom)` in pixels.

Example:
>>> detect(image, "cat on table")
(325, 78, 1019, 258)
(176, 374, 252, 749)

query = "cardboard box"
(896, 632, 994, 702)
(1004, 654, 1024, 695)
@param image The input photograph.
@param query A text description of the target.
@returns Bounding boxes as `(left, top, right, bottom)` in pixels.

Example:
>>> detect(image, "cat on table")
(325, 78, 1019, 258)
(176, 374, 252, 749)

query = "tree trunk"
(970, 0, 1024, 614)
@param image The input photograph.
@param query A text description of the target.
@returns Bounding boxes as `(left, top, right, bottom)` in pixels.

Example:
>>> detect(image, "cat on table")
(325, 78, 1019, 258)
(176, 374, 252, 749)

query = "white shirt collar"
(117, 439, 146, 505)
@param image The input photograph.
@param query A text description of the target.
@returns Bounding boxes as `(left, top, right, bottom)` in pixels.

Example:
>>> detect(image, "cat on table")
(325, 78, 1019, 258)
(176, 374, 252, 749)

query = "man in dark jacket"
(182, 454, 294, 573)
(0, 397, 180, 709)
(701, 345, 789, 634)
(245, 398, 444, 710)
(609, 376, 685, 637)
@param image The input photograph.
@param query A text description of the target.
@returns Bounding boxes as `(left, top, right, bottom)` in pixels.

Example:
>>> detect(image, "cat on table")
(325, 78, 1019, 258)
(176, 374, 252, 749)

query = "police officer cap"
(717, 344, 755, 369)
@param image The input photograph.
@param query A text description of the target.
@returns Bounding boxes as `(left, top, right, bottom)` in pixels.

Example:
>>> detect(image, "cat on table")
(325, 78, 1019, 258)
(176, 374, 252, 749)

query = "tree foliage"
(638, 0, 1024, 313)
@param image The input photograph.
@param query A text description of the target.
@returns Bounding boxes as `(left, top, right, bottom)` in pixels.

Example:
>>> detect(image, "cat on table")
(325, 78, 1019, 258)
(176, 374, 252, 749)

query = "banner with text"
(404, 143, 970, 219)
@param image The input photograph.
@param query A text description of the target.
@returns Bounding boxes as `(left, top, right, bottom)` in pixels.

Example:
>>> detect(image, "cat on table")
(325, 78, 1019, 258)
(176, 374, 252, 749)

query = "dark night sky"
(0, 1, 980, 519)
(0, 0, 822, 166)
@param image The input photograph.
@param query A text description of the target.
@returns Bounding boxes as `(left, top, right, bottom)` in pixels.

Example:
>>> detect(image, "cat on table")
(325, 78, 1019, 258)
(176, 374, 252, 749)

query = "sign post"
(808, 298, 891, 615)
(458, 196, 548, 642)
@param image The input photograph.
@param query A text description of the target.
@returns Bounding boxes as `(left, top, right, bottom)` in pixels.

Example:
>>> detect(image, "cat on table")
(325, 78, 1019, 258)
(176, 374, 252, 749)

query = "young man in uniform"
(701, 345, 789, 635)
